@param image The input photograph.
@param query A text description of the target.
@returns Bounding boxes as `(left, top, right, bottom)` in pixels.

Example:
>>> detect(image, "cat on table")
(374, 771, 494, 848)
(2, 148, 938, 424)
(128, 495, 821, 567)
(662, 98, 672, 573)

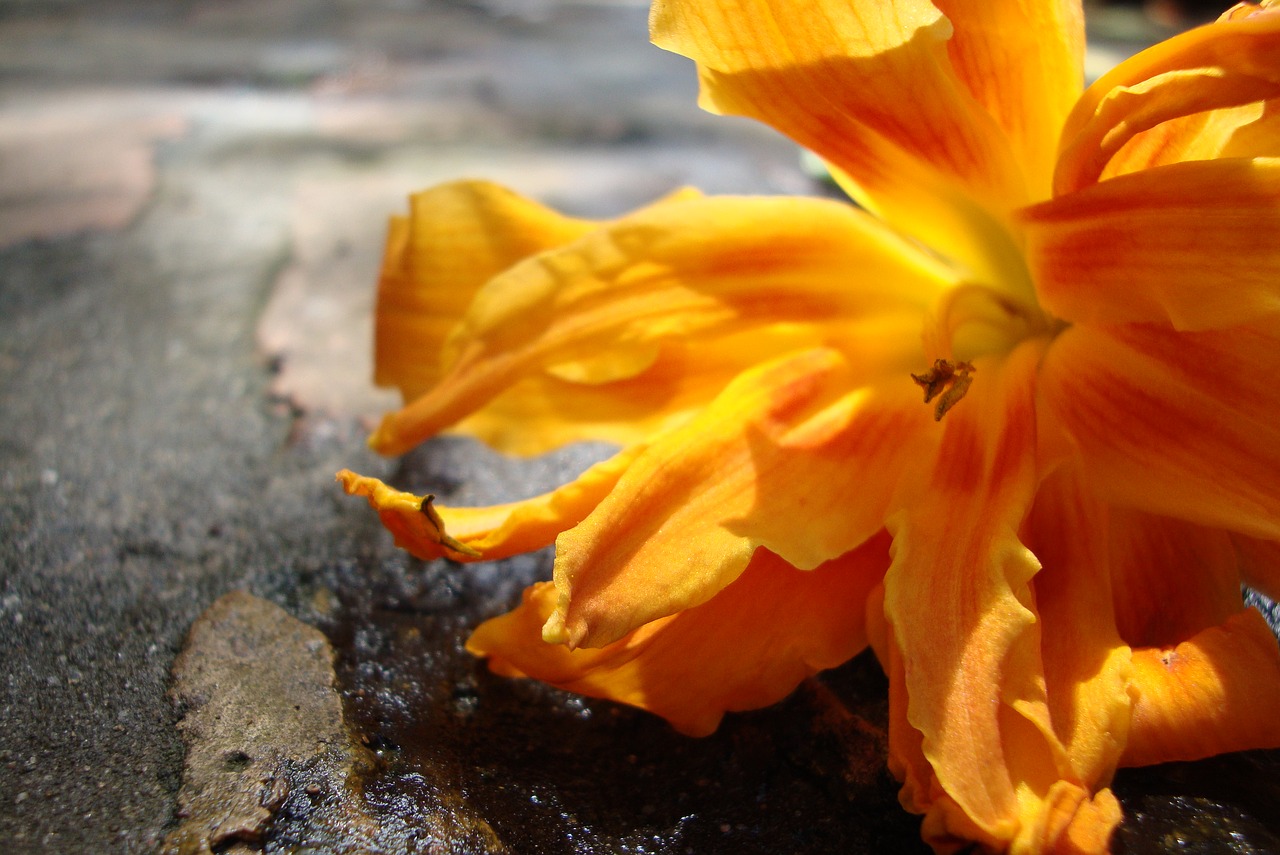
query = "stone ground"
(2, 1, 1279, 853)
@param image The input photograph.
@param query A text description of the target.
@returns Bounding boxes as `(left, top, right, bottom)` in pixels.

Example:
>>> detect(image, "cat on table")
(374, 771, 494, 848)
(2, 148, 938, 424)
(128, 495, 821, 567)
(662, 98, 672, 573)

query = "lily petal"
(1022, 465, 1132, 793)
(550, 347, 936, 649)
(1106, 511, 1242, 649)
(1022, 159, 1280, 330)
(1055, 5, 1280, 195)
(649, 0, 1049, 298)
(932, 0, 1085, 197)
(467, 532, 890, 738)
(1097, 99, 1280, 180)
(883, 616, 1125, 855)
(884, 338, 1074, 849)
(649, 0, 1029, 220)
(452, 314, 924, 456)
(1233, 534, 1280, 602)
(877, 619, 935, 819)
(375, 181, 598, 400)
(370, 193, 951, 456)
(335, 444, 643, 562)
(1039, 323, 1280, 540)
(1123, 607, 1280, 767)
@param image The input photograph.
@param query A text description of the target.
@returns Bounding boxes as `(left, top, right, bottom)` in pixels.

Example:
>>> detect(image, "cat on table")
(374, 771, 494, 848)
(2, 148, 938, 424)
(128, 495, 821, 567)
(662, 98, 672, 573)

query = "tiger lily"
(338, 0, 1280, 851)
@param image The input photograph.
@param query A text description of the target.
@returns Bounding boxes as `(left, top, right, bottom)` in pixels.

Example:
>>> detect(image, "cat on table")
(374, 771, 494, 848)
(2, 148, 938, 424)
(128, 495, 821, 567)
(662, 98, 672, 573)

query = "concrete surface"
(0, 2, 829, 851)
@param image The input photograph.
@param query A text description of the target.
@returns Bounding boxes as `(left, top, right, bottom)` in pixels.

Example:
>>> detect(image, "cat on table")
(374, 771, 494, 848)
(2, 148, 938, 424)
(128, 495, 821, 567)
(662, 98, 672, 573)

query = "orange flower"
(339, 1, 1280, 851)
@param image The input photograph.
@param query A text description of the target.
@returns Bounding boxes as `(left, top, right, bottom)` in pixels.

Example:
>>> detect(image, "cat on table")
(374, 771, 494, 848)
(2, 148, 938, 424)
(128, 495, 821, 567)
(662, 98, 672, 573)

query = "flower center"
(912, 282, 1058, 420)
(911, 358, 976, 421)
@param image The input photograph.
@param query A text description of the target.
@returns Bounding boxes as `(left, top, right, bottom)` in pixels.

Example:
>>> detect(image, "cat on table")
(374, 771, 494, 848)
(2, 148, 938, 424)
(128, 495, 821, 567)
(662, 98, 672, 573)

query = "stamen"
(911, 359, 976, 421)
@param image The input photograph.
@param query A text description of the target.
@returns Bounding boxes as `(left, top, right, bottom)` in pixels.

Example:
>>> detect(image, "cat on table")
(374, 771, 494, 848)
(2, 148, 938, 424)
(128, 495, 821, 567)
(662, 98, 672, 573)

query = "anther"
(911, 359, 975, 421)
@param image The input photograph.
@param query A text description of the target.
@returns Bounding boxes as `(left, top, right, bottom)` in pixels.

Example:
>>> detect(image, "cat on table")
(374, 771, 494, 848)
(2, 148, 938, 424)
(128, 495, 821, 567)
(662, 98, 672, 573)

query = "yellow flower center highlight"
(914, 247, 1060, 419)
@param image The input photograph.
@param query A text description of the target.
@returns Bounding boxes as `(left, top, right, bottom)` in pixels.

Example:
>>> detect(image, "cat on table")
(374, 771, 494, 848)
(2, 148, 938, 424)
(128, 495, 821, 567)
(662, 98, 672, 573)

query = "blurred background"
(3, 1, 1276, 854)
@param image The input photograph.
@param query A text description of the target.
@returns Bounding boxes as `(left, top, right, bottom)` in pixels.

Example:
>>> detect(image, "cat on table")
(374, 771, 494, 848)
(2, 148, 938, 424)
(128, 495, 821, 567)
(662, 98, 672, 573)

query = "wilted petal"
(370, 193, 951, 456)
(885, 338, 1077, 849)
(1039, 323, 1280, 540)
(335, 445, 643, 562)
(1022, 158, 1280, 330)
(1055, 6, 1280, 195)
(549, 347, 936, 649)
(1123, 607, 1280, 767)
(467, 532, 890, 737)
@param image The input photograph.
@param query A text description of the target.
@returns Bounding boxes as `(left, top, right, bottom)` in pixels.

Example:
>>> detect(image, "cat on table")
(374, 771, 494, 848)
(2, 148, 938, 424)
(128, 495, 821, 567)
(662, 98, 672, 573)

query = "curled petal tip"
(420, 494, 483, 558)
(541, 610, 570, 645)
(366, 414, 410, 456)
(334, 469, 481, 562)
(1221, 0, 1280, 21)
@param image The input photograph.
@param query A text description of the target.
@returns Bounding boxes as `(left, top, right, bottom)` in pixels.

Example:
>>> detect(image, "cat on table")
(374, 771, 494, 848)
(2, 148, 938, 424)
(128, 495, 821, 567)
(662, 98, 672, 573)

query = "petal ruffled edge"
(370, 192, 950, 457)
(884, 338, 1078, 850)
(548, 347, 936, 649)
(467, 533, 890, 737)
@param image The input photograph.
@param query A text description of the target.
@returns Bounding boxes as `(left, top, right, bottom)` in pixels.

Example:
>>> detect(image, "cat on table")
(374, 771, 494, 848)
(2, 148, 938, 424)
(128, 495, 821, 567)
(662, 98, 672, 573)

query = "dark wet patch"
(321, 581, 926, 855)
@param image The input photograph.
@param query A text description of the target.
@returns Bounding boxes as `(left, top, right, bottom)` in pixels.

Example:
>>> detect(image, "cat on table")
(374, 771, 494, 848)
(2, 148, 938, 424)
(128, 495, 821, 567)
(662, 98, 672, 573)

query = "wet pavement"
(2, 1, 1279, 853)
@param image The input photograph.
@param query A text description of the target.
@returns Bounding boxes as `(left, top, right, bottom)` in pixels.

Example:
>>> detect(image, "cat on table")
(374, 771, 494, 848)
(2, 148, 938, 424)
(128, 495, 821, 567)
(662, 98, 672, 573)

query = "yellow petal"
(884, 338, 1073, 849)
(467, 532, 890, 737)
(1021, 785, 1122, 855)
(1098, 99, 1280, 181)
(876, 617, 935, 819)
(1055, 7, 1280, 196)
(549, 348, 937, 650)
(370, 193, 951, 456)
(335, 445, 643, 562)
(918, 780, 1121, 855)
(880, 583, 1125, 855)
(830, 179, 1045, 336)
(1217, 98, 1280, 159)
(1039, 323, 1280, 540)
(649, 0, 1029, 223)
(1122, 607, 1280, 767)
(375, 181, 597, 400)
(1022, 158, 1280, 330)
(932, 0, 1085, 197)
(452, 314, 923, 456)
(1022, 465, 1133, 792)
